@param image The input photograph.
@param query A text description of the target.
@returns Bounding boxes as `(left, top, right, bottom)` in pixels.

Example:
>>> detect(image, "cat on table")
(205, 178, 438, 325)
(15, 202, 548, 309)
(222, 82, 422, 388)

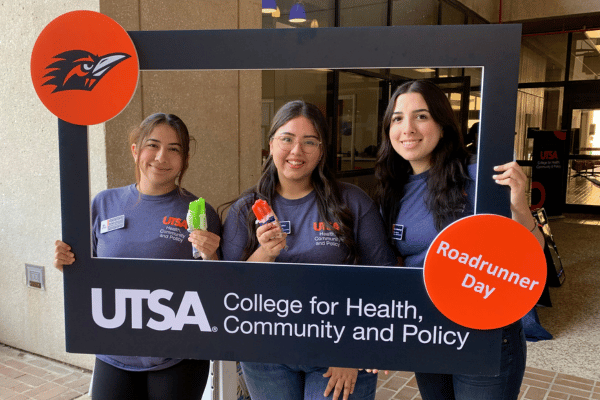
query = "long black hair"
(222, 100, 357, 263)
(375, 80, 471, 238)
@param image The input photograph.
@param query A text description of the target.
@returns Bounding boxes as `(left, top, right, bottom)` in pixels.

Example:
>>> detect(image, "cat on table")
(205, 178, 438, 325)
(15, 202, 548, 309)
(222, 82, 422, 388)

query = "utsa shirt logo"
(163, 216, 188, 230)
(313, 222, 340, 231)
(43, 50, 131, 93)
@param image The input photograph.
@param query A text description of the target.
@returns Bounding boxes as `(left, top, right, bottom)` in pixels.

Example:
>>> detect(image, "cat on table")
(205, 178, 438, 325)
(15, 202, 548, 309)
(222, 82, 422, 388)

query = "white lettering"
(403, 324, 469, 350)
(91, 288, 212, 331)
(147, 289, 175, 331)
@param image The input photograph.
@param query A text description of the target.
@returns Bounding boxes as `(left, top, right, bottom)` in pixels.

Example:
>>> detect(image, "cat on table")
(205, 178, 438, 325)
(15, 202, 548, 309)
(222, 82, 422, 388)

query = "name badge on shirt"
(280, 221, 291, 235)
(100, 215, 125, 234)
(392, 224, 405, 241)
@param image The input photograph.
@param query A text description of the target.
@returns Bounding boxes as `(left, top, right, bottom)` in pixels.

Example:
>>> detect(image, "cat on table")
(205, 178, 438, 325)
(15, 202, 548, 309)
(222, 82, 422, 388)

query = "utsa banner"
(36, 18, 523, 376)
(66, 256, 500, 375)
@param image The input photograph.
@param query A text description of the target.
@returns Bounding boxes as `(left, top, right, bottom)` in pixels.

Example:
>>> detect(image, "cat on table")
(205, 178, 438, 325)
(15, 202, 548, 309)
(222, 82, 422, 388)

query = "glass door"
(566, 108, 600, 206)
(561, 80, 600, 212)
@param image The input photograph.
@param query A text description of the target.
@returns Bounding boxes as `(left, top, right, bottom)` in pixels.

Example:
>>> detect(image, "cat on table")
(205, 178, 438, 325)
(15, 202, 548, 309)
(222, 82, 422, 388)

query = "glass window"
(541, 87, 564, 131)
(389, 67, 435, 80)
(513, 87, 564, 161)
(465, 68, 482, 132)
(435, 76, 480, 142)
(569, 31, 600, 81)
(464, 68, 482, 88)
(438, 68, 463, 78)
(392, 0, 438, 26)
(566, 108, 600, 207)
(262, 0, 335, 29)
(337, 72, 383, 172)
(519, 34, 568, 83)
(339, 0, 387, 27)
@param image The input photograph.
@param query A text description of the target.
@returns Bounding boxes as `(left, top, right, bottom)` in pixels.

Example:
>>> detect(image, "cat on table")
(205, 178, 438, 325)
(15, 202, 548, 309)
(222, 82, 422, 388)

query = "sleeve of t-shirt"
(221, 197, 252, 261)
(91, 193, 101, 258)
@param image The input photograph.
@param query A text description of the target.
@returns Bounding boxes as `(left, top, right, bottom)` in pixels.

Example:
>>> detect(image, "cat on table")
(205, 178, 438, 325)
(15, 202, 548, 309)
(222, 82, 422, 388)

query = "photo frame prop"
(57, 23, 522, 375)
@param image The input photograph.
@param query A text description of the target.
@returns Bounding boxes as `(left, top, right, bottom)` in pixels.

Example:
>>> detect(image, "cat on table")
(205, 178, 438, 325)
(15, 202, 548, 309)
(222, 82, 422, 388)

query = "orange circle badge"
(424, 214, 546, 330)
(31, 10, 139, 125)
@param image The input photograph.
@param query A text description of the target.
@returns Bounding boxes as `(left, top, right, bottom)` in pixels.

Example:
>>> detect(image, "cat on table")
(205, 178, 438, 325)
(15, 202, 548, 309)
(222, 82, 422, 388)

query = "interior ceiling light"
(289, 2, 307, 23)
(262, 0, 277, 14)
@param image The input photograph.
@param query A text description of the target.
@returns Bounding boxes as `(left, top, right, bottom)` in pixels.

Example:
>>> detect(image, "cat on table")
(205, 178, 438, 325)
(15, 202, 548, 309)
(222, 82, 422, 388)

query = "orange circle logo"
(424, 214, 546, 330)
(30, 10, 138, 125)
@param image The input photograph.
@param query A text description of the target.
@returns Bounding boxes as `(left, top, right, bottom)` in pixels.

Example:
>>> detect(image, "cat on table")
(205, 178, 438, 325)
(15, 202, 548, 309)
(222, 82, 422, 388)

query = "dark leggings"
(91, 358, 210, 400)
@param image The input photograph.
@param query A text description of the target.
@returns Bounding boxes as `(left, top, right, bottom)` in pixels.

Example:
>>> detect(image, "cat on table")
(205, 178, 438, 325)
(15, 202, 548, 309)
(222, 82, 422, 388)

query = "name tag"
(392, 224, 404, 241)
(280, 221, 291, 235)
(100, 215, 125, 234)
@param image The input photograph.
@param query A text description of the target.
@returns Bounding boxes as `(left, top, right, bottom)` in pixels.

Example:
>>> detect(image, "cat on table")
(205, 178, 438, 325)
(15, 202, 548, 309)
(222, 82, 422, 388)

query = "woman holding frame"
(54, 113, 221, 400)
(374, 80, 544, 399)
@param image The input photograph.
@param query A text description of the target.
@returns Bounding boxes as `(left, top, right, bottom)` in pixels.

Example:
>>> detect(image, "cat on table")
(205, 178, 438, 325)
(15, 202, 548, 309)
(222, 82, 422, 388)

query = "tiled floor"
(375, 368, 600, 400)
(2, 342, 600, 400)
(0, 344, 91, 400)
(566, 174, 600, 207)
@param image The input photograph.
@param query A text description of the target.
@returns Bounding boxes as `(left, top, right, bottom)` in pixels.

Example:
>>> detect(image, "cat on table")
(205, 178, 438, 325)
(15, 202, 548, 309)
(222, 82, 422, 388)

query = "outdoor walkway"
(375, 368, 600, 399)
(2, 343, 600, 400)
(0, 344, 91, 400)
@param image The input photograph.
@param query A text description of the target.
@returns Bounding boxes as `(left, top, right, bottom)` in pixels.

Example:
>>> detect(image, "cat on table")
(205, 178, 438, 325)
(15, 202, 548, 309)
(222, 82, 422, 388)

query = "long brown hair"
(222, 100, 358, 263)
(375, 80, 471, 236)
(129, 113, 194, 195)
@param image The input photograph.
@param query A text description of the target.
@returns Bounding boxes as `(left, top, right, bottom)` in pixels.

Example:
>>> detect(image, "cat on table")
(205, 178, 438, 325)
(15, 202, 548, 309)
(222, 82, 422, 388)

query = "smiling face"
(269, 116, 323, 192)
(131, 124, 184, 195)
(389, 92, 443, 175)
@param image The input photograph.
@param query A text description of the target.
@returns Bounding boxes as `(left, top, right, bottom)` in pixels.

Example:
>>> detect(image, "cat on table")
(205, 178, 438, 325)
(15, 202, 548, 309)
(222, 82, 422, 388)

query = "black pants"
(91, 358, 210, 400)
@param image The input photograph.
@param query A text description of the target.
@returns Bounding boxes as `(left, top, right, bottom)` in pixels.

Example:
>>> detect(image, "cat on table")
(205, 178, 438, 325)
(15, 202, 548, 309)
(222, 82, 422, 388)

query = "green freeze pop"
(188, 198, 207, 230)
(187, 198, 207, 258)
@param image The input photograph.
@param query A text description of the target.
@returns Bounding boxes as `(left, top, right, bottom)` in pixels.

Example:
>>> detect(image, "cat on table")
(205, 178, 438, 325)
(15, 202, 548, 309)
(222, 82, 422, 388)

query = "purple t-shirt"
(222, 182, 396, 267)
(92, 184, 221, 371)
(392, 163, 477, 269)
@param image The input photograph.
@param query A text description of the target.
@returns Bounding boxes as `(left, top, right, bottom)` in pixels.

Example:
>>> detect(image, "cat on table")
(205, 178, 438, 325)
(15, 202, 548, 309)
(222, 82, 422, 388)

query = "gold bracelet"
(530, 220, 538, 232)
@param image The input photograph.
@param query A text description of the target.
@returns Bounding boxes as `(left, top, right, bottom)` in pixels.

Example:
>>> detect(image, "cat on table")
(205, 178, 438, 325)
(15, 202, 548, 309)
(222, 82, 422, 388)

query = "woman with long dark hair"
(221, 100, 397, 400)
(375, 80, 544, 399)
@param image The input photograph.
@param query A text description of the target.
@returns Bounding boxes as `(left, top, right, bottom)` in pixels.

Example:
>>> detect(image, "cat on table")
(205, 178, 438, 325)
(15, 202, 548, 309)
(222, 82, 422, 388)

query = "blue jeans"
(415, 321, 526, 400)
(240, 363, 377, 400)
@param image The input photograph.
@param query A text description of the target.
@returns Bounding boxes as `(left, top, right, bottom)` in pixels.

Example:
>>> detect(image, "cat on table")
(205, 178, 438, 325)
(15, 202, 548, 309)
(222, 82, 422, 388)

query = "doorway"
(566, 108, 600, 207)
(563, 80, 600, 212)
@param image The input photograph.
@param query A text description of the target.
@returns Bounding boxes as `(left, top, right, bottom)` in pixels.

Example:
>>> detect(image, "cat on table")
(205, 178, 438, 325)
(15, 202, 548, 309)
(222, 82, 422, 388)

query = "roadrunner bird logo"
(43, 50, 131, 93)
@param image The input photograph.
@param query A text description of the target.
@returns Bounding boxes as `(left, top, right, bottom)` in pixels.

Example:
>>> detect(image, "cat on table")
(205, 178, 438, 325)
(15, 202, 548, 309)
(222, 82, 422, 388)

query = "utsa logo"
(163, 216, 188, 230)
(540, 151, 558, 160)
(313, 222, 340, 231)
(91, 288, 213, 331)
(43, 50, 131, 93)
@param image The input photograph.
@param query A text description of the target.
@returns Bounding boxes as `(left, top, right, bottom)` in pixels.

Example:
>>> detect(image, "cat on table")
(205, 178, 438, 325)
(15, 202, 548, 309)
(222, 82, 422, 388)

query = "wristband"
(530, 220, 538, 232)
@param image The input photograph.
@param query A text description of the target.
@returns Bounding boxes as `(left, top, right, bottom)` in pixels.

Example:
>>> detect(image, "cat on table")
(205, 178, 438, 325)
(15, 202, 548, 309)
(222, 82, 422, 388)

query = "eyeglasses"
(272, 136, 322, 154)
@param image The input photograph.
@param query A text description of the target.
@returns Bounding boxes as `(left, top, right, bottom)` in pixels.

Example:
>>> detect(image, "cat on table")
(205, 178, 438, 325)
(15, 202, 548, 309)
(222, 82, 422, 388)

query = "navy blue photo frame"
(59, 24, 521, 375)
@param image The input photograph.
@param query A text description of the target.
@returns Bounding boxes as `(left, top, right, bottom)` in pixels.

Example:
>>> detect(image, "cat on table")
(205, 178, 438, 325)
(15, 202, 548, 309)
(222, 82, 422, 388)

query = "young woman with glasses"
(220, 100, 397, 400)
